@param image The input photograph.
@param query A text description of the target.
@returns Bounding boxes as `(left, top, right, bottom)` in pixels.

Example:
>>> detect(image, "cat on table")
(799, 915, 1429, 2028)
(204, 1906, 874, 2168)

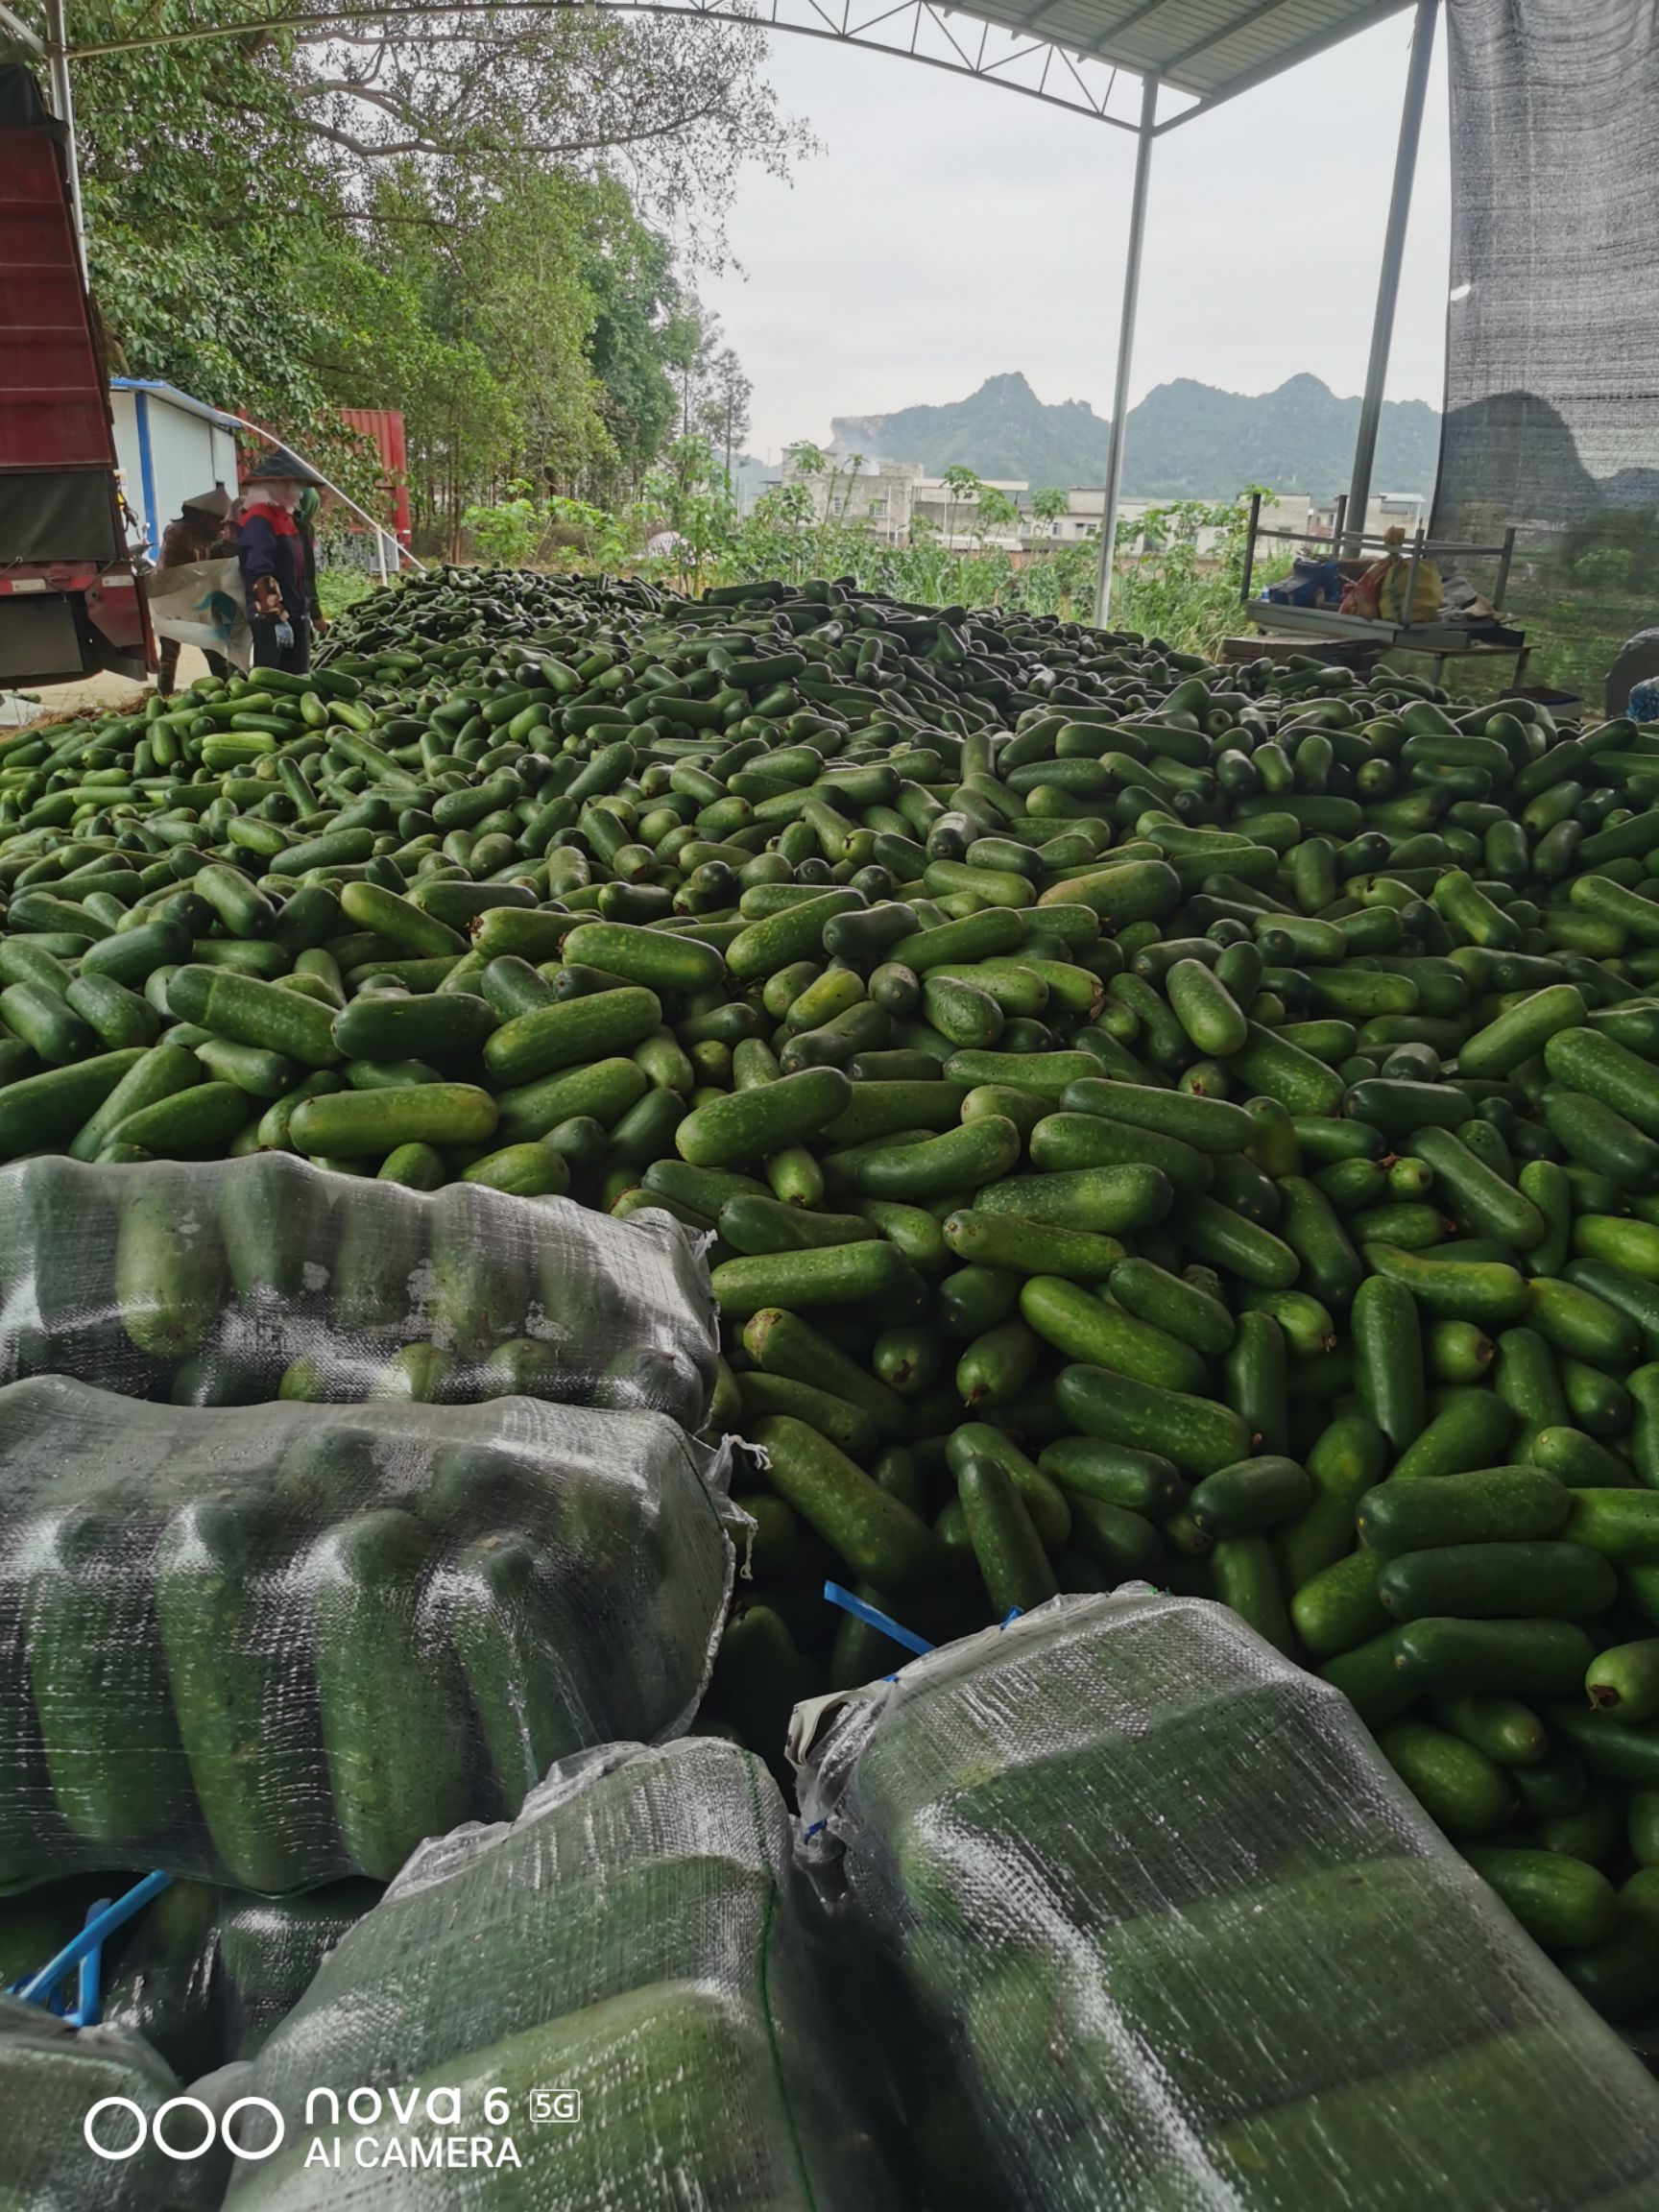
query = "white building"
(911, 477, 1027, 549)
(773, 453, 922, 543)
(1308, 491, 1428, 542)
(1022, 489, 1316, 556)
(108, 379, 241, 562)
(763, 447, 1385, 562)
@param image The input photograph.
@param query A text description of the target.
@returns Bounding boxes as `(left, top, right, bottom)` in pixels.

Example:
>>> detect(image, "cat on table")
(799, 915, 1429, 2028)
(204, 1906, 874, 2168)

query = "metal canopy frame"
(52, 0, 1416, 129)
(17, 0, 1439, 626)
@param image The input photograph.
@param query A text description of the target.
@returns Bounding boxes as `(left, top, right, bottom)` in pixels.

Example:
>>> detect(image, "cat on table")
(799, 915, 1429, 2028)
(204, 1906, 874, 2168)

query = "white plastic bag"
(145, 555, 251, 670)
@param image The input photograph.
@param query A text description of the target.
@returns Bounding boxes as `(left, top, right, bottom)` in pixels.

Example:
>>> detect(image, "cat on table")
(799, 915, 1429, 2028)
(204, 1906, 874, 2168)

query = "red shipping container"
(339, 406, 411, 547)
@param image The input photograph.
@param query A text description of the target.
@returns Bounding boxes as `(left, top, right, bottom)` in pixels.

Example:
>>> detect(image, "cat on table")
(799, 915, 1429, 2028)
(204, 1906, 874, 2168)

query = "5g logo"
(528, 2089, 581, 2125)
(84, 2096, 284, 2162)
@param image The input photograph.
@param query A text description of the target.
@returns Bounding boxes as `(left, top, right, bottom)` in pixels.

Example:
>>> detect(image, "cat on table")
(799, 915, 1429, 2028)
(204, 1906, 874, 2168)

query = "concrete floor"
(8, 644, 220, 728)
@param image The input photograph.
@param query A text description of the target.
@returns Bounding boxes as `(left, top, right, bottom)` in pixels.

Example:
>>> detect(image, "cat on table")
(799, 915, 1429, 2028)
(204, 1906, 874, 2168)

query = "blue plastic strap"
(823, 1580, 935, 1658)
(15, 1870, 172, 2010)
(68, 1911, 105, 2029)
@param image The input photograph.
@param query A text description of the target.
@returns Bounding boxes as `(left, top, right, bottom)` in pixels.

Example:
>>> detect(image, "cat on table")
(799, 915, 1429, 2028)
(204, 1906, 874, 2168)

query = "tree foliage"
(1107, 492, 1268, 651)
(6, 2, 794, 543)
(298, 4, 802, 250)
(61, 4, 339, 439)
(464, 437, 1265, 654)
(974, 486, 1021, 539)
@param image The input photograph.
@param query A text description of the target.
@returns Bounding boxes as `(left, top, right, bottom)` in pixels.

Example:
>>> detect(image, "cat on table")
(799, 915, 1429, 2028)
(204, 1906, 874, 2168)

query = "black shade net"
(1434, 0, 1659, 710)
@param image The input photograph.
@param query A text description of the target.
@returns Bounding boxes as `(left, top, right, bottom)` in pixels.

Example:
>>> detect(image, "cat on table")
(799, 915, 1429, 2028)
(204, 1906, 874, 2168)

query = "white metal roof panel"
(948, 0, 1413, 104)
(108, 378, 241, 430)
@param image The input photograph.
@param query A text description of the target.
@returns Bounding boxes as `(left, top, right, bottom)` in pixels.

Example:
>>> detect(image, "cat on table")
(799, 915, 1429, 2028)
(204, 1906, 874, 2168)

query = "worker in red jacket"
(236, 447, 325, 674)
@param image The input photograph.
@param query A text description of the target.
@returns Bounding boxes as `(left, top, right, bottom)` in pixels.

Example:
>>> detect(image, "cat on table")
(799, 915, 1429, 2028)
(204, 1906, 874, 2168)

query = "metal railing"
(1238, 491, 1517, 626)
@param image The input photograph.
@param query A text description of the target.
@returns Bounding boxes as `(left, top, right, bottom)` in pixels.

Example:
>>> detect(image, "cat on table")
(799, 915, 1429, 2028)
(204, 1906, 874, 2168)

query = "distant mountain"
(832, 373, 1108, 492)
(1126, 374, 1440, 500)
(829, 370, 1441, 500)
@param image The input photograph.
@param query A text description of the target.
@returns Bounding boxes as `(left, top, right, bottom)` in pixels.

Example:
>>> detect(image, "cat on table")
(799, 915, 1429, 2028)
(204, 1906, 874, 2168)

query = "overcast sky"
(702, 10, 1452, 462)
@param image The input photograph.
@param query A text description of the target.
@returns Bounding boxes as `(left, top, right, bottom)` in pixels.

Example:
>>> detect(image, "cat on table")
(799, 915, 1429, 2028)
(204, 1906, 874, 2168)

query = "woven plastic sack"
(219, 1883, 382, 2061)
(795, 1590, 1659, 2212)
(0, 1152, 717, 1428)
(99, 1878, 226, 2081)
(146, 552, 252, 670)
(0, 1993, 194, 2210)
(0, 1377, 739, 1892)
(225, 1736, 905, 2209)
(0, 1874, 381, 2080)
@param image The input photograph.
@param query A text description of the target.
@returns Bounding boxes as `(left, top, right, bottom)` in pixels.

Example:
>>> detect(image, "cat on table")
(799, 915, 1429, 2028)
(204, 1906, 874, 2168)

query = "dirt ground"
(9, 644, 220, 728)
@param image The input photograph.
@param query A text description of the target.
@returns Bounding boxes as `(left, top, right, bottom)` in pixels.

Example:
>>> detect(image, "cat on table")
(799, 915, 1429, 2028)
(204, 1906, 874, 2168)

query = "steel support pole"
(0, 5, 43, 54)
(1093, 72, 1158, 628)
(40, 0, 88, 279)
(1343, 0, 1437, 552)
(1238, 490, 1262, 605)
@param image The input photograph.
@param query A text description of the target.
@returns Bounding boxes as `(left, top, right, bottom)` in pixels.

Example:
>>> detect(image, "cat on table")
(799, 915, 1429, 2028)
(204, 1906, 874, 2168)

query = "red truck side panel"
(0, 65, 152, 681)
(0, 126, 108, 469)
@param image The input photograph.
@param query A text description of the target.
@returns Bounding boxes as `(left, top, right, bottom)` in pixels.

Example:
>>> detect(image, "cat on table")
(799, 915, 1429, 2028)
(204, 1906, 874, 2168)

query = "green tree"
(974, 486, 1020, 543)
(709, 349, 753, 490)
(1108, 488, 1270, 652)
(54, 2, 351, 456)
(460, 488, 548, 566)
(7, 1, 782, 537)
(639, 436, 736, 583)
(662, 306, 715, 450)
(1031, 487, 1070, 539)
(830, 453, 868, 524)
(658, 301, 757, 506)
(781, 441, 830, 532)
(582, 204, 680, 500)
(289, 3, 808, 253)
(941, 464, 983, 550)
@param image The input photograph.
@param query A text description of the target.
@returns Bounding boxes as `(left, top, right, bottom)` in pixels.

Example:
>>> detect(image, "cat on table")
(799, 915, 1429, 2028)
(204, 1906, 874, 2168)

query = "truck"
(0, 63, 152, 689)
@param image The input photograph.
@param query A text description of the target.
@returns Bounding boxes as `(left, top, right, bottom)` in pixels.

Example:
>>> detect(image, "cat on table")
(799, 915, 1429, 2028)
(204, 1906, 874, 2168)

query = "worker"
(154, 486, 233, 695)
(236, 448, 325, 674)
(295, 483, 328, 637)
